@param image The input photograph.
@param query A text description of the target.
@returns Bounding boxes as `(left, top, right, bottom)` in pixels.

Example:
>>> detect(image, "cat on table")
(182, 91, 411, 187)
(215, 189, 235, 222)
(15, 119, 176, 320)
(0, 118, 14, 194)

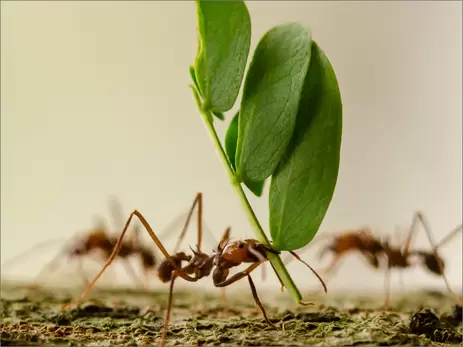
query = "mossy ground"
(1, 282, 461, 346)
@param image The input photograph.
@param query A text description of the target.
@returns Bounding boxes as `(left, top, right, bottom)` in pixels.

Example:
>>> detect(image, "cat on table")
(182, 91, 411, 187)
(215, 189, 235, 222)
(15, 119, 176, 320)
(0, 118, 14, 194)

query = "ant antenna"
(174, 193, 202, 253)
(288, 250, 327, 294)
(108, 195, 124, 231)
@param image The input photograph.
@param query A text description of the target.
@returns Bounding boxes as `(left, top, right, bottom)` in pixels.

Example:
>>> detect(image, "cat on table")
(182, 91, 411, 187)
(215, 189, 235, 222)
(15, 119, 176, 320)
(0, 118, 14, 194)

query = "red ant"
(284, 212, 462, 309)
(4, 197, 158, 289)
(61, 192, 328, 346)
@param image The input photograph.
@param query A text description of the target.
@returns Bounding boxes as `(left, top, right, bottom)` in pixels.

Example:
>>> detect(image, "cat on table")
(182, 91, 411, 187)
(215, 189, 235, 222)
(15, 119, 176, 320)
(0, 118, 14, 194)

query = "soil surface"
(1, 282, 462, 346)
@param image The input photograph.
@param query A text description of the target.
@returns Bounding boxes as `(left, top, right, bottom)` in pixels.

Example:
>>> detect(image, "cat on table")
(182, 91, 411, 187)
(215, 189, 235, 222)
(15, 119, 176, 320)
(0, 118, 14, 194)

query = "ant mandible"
(62, 192, 328, 346)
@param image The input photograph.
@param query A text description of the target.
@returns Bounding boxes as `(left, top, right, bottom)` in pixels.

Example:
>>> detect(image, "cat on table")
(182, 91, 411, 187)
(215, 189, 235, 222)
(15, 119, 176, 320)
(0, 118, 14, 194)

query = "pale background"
(1, 1, 461, 296)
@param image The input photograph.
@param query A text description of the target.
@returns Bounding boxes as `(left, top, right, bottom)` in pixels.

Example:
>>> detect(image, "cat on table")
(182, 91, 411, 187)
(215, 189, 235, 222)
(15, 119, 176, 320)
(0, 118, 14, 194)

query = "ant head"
(419, 251, 445, 275)
(219, 240, 253, 263)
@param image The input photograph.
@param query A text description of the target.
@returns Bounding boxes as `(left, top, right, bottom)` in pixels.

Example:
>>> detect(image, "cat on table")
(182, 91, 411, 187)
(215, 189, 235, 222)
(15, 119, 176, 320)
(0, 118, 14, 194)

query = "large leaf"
(235, 23, 312, 182)
(269, 41, 343, 251)
(193, 0, 251, 114)
(225, 112, 265, 197)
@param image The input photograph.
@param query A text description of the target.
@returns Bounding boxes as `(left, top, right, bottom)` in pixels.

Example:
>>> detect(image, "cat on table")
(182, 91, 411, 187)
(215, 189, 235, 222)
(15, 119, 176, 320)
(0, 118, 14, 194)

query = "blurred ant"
(62, 192, 327, 346)
(283, 212, 462, 309)
(380, 212, 462, 308)
(3, 197, 157, 289)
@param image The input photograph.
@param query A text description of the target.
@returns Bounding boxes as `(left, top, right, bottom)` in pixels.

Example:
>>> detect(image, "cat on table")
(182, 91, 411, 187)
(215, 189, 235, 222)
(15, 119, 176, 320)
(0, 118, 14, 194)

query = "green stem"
(190, 86, 302, 304)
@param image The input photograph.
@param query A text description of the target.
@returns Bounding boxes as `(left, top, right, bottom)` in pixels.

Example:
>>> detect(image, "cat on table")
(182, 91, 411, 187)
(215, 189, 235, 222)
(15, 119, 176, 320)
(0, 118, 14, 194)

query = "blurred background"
(1, 1, 461, 295)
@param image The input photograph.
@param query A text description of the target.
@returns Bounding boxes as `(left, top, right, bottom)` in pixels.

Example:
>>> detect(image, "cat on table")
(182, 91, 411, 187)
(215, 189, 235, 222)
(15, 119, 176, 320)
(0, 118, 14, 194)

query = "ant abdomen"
(141, 249, 156, 270)
(423, 253, 445, 275)
(157, 252, 192, 283)
(157, 261, 175, 283)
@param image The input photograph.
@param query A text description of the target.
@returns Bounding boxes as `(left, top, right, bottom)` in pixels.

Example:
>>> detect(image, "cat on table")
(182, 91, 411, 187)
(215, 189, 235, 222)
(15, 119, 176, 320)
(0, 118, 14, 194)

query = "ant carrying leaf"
(62, 193, 327, 346)
(190, 0, 342, 304)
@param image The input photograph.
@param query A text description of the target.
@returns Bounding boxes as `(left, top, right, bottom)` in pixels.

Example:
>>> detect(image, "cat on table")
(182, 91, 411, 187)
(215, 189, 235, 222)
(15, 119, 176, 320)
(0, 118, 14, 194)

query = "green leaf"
(189, 66, 223, 121)
(224, 111, 240, 171)
(246, 180, 265, 198)
(225, 112, 266, 197)
(193, 0, 251, 113)
(235, 23, 312, 182)
(189, 66, 201, 97)
(269, 41, 343, 251)
(212, 111, 225, 121)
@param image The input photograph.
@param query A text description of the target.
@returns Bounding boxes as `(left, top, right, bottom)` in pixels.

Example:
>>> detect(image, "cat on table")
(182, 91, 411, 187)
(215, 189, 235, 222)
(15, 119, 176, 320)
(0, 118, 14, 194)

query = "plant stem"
(191, 89, 302, 304)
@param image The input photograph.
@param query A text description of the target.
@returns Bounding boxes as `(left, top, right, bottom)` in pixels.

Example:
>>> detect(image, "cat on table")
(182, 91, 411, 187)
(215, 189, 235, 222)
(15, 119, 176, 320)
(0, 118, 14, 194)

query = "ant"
(283, 212, 462, 309)
(5, 197, 158, 289)
(62, 192, 328, 346)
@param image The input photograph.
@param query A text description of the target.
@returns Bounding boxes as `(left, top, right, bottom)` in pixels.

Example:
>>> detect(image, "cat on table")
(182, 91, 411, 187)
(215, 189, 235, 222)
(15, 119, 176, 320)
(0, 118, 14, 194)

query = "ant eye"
(238, 243, 244, 249)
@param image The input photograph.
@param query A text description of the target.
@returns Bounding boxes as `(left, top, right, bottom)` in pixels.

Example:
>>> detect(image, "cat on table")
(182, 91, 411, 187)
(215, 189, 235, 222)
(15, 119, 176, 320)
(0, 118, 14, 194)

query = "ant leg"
(28, 250, 70, 289)
(173, 192, 203, 253)
(305, 258, 341, 298)
(381, 265, 391, 311)
(288, 251, 327, 294)
(220, 228, 232, 312)
(62, 210, 197, 310)
(21, 235, 81, 289)
(213, 261, 275, 327)
(261, 262, 267, 283)
(160, 271, 177, 346)
(398, 271, 405, 292)
(108, 194, 141, 249)
(217, 227, 232, 310)
(121, 259, 144, 289)
(130, 224, 142, 250)
(393, 223, 405, 294)
(402, 211, 428, 255)
(321, 252, 344, 276)
(318, 245, 332, 262)
(160, 269, 199, 347)
(247, 274, 275, 328)
(435, 223, 462, 250)
(76, 258, 89, 287)
(284, 251, 327, 306)
(214, 261, 264, 288)
(411, 213, 462, 304)
(268, 260, 285, 293)
(2, 237, 68, 275)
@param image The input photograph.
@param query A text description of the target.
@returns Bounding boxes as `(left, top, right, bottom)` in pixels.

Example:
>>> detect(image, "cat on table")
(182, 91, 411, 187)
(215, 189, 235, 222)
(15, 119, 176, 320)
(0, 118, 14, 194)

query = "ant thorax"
(217, 239, 267, 264)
